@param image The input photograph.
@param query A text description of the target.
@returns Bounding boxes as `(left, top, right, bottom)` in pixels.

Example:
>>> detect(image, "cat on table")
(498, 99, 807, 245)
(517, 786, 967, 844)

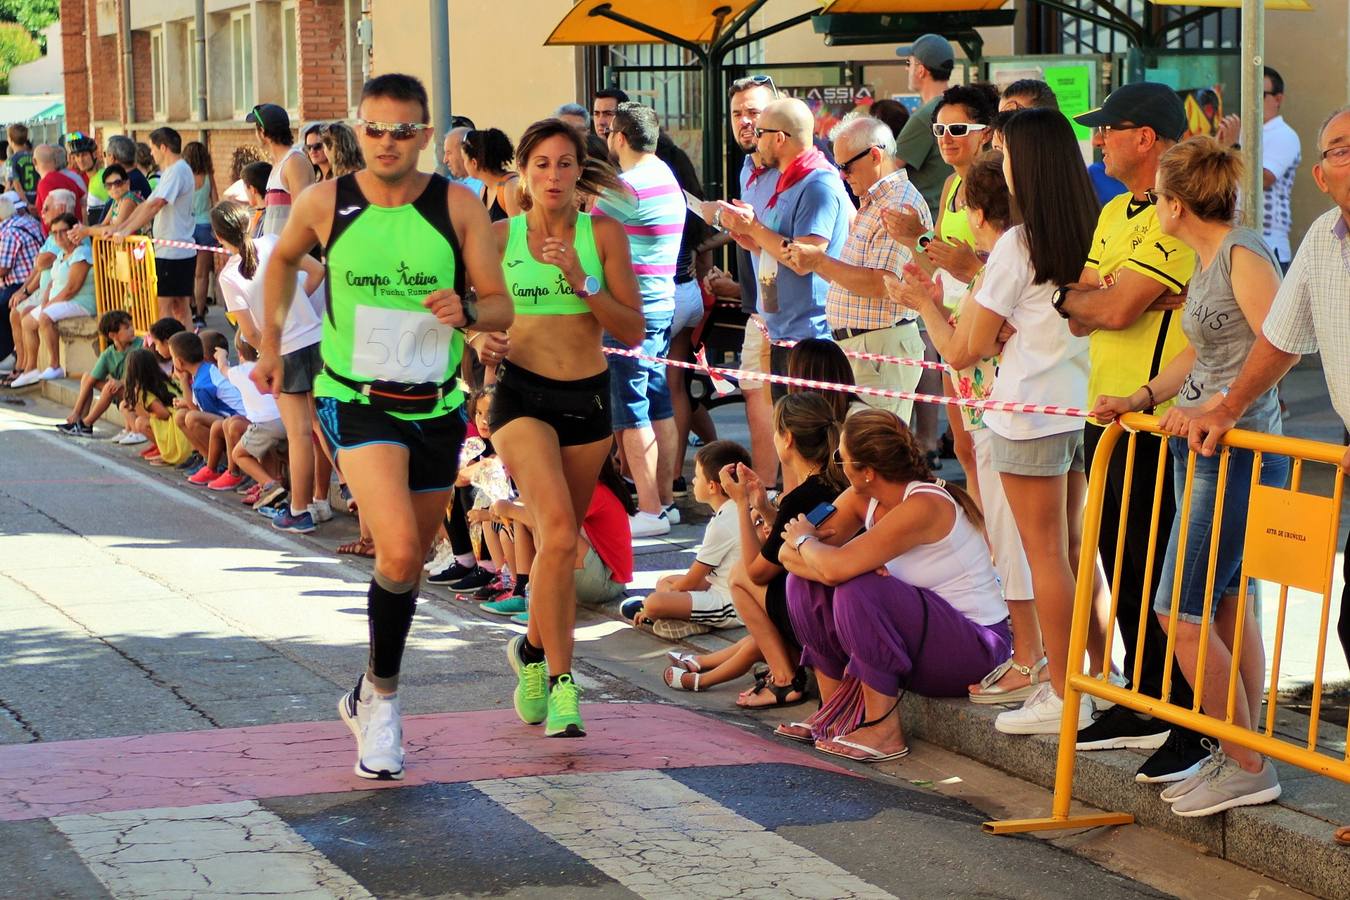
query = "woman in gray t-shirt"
(1091, 136, 1288, 818)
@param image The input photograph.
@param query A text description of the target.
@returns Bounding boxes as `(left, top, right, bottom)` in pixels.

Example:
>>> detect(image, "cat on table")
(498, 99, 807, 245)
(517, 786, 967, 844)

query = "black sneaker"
(1074, 704, 1170, 751)
(1135, 727, 1211, 783)
(177, 452, 204, 471)
(671, 476, 689, 498)
(446, 566, 497, 594)
(192, 315, 207, 333)
(426, 560, 475, 585)
(56, 421, 79, 434)
(72, 421, 95, 437)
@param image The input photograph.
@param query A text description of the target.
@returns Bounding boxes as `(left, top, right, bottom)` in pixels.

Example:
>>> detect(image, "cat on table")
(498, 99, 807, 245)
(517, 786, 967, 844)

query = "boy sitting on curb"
(167, 330, 245, 480)
(57, 309, 142, 439)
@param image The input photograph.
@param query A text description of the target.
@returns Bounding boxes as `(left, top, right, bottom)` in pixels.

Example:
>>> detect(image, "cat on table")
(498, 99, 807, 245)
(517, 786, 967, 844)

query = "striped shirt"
(825, 169, 929, 331)
(1262, 208, 1350, 430)
(0, 213, 44, 286)
(592, 158, 684, 316)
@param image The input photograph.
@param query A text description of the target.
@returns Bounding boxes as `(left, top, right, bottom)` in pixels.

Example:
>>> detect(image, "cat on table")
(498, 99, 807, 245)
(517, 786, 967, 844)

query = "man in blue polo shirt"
(718, 97, 852, 398)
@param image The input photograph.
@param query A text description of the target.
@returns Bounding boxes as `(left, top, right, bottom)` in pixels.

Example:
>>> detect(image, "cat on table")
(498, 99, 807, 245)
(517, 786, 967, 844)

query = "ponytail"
(773, 392, 849, 493)
(209, 201, 258, 278)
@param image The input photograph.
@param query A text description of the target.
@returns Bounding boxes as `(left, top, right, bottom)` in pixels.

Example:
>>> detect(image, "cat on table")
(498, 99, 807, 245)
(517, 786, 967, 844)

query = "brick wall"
(205, 127, 265, 196)
(129, 31, 153, 124)
(60, 0, 90, 132)
(297, 0, 350, 121)
(89, 29, 121, 123)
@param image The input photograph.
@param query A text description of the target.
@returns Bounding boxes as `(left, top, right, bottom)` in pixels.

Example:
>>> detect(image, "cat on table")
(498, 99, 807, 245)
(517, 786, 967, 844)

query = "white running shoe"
(994, 683, 1094, 735)
(120, 431, 148, 445)
(8, 369, 41, 388)
(424, 540, 454, 573)
(664, 503, 682, 526)
(629, 510, 670, 538)
(309, 499, 334, 522)
(338, 675, 405, 780)
(38, 366, 65, 381)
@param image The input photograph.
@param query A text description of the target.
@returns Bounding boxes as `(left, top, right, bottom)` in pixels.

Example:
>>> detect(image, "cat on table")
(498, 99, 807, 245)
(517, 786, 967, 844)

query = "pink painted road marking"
(0, 704, 846, 822)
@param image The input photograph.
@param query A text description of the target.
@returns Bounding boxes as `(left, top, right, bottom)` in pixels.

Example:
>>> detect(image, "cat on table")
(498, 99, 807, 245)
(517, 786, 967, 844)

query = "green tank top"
(937, 175, 976, 249)
(316, 172, 466, 420)
(503, 213, 604, 316)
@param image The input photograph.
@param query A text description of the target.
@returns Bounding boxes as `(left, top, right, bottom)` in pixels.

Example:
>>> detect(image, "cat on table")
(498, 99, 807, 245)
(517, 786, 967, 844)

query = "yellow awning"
(1149, 0, 1309, 8)
(819, 0, 1010, 12)
(545, 0, 763, 47)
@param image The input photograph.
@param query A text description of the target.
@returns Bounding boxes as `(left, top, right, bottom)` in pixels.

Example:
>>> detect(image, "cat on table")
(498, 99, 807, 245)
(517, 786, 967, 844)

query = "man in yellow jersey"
(254, 74, 513, 781)
(1053, 83, 1207, 784)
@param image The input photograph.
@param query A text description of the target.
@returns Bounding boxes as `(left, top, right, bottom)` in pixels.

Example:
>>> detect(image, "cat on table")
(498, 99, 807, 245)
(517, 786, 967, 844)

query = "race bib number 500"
(351, 305, 455, 384)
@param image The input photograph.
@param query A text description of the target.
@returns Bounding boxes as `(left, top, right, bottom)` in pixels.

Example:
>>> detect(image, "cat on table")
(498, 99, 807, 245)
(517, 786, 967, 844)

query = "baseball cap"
(0, 190, 25, 209)
(898, 34, 955, 71)
(1074, 82, 1187, 142)
(247, 103, 290, 132)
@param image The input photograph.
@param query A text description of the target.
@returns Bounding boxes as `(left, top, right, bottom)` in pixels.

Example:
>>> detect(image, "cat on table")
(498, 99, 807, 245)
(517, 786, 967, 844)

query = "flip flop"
(662, 666, 702, 692)
(665, 651, 702, 673)
(968, 656, 1048, 705)
(814, 737, 911, 763)
(774, 721, 815, 744)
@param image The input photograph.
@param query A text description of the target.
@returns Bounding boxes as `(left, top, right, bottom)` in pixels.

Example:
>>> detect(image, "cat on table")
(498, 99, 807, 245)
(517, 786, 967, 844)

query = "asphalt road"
(0, 394, 1317, 900)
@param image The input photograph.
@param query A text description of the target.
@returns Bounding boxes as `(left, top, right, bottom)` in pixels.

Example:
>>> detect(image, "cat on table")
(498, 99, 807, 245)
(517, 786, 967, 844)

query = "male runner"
(254, 73, 512, 780)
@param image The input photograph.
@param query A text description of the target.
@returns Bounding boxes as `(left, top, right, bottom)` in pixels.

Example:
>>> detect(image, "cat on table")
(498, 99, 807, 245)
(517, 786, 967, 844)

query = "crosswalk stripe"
(475, 770, 897, 900)
(52, 800, 374, 900)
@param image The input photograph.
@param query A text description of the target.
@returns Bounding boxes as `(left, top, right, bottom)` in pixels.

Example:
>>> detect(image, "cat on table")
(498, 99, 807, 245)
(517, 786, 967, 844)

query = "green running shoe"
(507, 635, 547, 725)
(480, 594, 528, 616)
(511, 611, 529, 625)
(546, 673, 585, 738)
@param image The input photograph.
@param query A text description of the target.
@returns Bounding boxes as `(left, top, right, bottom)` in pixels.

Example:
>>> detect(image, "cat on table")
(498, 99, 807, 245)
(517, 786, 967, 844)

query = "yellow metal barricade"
(92, 235, 158, 349)
(987, 412, 1347, 835)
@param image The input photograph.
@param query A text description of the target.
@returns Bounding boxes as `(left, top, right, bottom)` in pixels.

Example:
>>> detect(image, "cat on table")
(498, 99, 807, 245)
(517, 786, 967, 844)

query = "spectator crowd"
(2, 38, 1348, 843)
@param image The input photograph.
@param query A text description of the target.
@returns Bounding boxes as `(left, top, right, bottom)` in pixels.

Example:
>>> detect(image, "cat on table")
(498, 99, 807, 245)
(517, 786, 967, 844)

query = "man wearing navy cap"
(893, 34, 956, 221)
(1045, 82, 1207, 783)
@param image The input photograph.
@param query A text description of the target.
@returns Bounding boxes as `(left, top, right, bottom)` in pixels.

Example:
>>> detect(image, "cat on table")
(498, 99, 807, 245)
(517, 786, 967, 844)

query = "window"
(150, 28, 167, 119)
(281, 2, 298, 111)
(186, 21, 198, 120)
(231, 10, 255, 116)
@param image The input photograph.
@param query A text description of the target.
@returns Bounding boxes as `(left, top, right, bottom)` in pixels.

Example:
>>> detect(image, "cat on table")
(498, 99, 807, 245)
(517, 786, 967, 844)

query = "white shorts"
(738, 314, 769, 390)
(671, 280, 705, 334)
(689, 587, 741, 628)
(971, 428, 1034, 601)
(32, 301, 92, 323)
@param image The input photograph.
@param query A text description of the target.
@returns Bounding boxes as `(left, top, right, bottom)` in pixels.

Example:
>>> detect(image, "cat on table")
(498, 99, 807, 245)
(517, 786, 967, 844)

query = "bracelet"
(1141, 384, 1156, 409)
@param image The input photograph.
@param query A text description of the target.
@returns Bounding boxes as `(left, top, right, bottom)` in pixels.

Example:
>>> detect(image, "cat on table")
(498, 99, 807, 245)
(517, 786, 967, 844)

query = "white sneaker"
(629, 510, 670, 538)
(308, 499, 334, 522)
(994, 683, 1093, 735)
(424, 540, 454, 573)
(8, 368, 41, 388)
(119, 431, 148, 445)
(664, 503, 682, 525)
(338, 675, 405, 780)
(0, 353, 14, 373)
(38, 366, 64, 381)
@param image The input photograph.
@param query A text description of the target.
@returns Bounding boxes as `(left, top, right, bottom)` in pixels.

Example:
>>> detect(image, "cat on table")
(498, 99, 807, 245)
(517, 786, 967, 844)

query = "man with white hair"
(0, 191, 44, 370)
(555, 103, 590, 132)
(783, 114, 929, 419)
(33, 145, 86, 230)
(441, 126, 482, 196)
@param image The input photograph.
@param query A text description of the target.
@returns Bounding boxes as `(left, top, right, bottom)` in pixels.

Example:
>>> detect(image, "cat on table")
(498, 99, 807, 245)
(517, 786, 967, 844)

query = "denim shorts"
(987, 427, 1085, 477)
(1153, 441, 1290, 623)
(192, 222, 219, 248)
(604, 309, 674, 429)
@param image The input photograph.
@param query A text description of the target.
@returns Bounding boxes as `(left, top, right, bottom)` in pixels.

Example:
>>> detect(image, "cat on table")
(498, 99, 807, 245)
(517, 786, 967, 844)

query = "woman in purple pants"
(779, 410, 1011, 762)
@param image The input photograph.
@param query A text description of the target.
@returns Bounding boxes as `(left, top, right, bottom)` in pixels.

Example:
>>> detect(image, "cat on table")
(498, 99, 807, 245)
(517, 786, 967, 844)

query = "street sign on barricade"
(986, 413, 1348, 835)
(92, 235, 158, 349)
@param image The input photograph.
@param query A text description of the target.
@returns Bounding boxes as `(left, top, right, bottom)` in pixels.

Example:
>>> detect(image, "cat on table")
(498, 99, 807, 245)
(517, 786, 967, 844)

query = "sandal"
(814, 737, 911, 763)
(337, 537, 375, 558)
(968, 656, 1047, 705)
(774, 721, 815, 743)
(663, 666, 702, 692)
(665, 651, 702, 673)
(1335, 825, 1350, 847)
(737, 667, 809, 709)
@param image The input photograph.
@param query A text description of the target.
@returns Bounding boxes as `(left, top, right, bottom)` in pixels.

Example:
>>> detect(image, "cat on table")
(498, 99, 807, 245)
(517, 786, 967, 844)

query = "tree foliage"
(0, 21, 40, 92)
(0, 0, 59, 40)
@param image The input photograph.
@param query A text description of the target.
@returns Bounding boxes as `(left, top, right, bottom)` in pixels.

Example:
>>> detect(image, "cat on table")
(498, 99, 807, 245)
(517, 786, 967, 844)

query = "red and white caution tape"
(148, 236, 230, 255)
(603, 345, 1088, 419)
(753, 316, 952, 373)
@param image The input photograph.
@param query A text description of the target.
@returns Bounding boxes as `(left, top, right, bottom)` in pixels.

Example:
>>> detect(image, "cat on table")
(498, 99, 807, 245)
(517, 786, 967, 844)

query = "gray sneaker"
(1160, 742, 1223, 803)
(1171, 757, 1280, 817)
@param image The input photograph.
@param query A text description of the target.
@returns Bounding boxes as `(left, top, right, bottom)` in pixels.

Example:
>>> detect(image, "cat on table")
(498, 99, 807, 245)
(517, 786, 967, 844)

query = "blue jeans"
(1154, 440, 1289, 623)
(604, 309, 674, 430)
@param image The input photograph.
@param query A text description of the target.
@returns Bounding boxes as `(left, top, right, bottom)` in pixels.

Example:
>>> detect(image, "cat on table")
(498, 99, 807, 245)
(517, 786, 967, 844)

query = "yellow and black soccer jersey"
(1084, 193, 1196, 417)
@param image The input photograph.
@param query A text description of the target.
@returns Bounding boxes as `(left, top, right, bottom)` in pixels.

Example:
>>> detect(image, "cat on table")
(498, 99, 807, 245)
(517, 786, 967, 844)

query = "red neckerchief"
(766, 146, 835, 209)
(745, 160, 772, 187)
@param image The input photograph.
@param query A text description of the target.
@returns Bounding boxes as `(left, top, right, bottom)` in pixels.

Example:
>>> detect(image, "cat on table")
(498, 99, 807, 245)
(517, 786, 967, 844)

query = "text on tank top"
(503, 213, 605, 316)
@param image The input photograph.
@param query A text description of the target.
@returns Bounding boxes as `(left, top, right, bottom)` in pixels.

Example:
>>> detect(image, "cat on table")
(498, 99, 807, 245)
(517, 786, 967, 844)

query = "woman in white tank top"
(778, 409, 1010, 762)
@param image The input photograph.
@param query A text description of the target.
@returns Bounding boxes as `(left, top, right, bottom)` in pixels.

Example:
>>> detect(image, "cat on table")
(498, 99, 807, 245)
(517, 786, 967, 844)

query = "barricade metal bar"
(1158, 436, 1191, 705)
(1190, 446, 1232, 713)
(1101, 429, 1133, 684)
(986, 414, 1349, 836)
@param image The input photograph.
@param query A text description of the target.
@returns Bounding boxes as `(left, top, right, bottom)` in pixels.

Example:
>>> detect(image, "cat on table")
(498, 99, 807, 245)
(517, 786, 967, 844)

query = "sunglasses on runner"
(355, 120, 433, 141)
(931, 123, 988, 138)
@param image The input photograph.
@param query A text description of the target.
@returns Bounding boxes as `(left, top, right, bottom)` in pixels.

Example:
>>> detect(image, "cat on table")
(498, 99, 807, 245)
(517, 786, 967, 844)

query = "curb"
(898, 693, 1349, 898)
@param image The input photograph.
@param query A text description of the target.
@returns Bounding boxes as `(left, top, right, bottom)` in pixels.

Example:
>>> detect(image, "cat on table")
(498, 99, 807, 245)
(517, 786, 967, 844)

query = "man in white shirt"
(107, 127, 196, 328)
(1260, 67, 1301, 271)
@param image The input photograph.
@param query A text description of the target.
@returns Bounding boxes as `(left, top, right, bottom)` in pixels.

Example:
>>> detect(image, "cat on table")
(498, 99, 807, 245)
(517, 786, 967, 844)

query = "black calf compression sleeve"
(367, 574, 418, 691)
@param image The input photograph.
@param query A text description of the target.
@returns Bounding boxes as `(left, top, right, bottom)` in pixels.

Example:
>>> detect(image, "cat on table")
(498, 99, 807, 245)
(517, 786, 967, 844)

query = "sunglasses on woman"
(355, 120, 433, 141)
(103, 177, 126, 188)
(931, 123, 988, 138)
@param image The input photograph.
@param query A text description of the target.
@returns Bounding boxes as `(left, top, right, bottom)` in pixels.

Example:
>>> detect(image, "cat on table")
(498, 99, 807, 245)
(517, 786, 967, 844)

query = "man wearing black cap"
(250, 103, 315, 237)
(1055, 82, 1207, 784)
(893, 34, 955, 222)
